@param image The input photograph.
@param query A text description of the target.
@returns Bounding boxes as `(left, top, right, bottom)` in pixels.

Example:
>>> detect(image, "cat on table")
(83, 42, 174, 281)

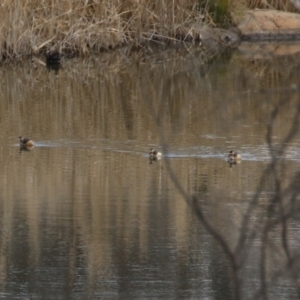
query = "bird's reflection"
(227, 160, 241, 168)
(149, 156, 161, 164)
(19, 145, 34, 153)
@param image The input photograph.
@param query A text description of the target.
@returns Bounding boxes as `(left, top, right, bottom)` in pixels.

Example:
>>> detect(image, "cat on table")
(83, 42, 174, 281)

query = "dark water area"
(0, 44, 300, 299)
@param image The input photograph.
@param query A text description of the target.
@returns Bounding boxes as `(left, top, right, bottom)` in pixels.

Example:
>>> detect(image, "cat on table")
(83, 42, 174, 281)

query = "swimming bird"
(46, 51, 61, 64)
(149, 148, 162, 164)
(228, 150, 241, 161)
(149, 148, 162, 158)
(19, 136, 35, 149)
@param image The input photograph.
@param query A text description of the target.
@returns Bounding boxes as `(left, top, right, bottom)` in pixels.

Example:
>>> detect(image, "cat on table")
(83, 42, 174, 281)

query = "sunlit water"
(0, 45, 299, 299)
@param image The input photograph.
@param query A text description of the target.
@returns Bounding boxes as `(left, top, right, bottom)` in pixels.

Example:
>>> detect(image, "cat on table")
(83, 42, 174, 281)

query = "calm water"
(0, 45, 300, 299)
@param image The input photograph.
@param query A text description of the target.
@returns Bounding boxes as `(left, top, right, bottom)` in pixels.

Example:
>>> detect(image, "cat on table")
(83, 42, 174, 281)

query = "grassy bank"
(1, 0, 204, 59)
(0, 0, 296, 60)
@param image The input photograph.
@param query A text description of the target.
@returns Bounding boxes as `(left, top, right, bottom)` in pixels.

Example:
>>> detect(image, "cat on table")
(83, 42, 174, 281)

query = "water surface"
(0, 46, 299, 299)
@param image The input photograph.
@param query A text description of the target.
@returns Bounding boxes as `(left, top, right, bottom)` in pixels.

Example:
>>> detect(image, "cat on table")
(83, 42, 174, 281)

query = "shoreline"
(1, 1, 300, 62)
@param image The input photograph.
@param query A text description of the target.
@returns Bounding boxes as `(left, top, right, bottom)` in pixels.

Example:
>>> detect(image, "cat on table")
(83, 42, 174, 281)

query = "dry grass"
(0, 0, 297, 60)
(245, 0, 296, 10)
(0, 0, 205, 59)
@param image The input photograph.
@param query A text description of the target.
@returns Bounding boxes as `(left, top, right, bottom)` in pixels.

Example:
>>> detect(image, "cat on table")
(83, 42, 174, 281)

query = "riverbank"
(1, 1, 300, 61)
(0, 0, 206, 60)
(0, 0, 247, 60)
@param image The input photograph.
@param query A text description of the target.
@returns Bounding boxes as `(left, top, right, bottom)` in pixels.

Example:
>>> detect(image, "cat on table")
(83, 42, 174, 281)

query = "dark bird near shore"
(46, 51, 61, 64)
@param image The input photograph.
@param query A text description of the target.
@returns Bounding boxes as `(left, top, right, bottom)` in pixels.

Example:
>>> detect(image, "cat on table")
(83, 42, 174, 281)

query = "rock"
(238, 9, 300, 40)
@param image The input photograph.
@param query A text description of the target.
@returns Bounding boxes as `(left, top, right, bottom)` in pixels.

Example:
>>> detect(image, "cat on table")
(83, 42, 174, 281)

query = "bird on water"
(19, 136, 35, 149)
(149, 148, 162, 158)
(228, 150, 241, 161)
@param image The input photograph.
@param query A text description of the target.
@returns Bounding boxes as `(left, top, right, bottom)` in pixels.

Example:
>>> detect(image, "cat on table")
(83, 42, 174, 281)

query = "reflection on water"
(0, 47, 299, 299)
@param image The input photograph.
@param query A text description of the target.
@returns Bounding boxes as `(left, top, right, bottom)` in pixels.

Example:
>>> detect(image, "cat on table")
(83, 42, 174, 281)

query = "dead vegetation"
(0, 0, 204, 59)
(0, 0, 298, 60)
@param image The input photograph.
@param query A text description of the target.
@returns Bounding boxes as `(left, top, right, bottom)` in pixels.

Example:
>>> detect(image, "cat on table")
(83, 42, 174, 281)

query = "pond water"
(0, 44, 300, 299)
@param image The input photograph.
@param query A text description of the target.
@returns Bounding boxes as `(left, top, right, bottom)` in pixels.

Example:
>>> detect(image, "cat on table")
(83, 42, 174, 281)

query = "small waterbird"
(228, 150, 241, 161)
(46, 51, 61, 64)
(149, 148, 162, 158)
(19, 136, 35, 149)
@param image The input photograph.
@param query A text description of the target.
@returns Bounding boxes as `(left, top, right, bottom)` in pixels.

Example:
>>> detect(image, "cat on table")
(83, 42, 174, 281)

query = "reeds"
(0, 0, 206, 59)
(0, 0, 296, 60)
(246, 0, 296, 10)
